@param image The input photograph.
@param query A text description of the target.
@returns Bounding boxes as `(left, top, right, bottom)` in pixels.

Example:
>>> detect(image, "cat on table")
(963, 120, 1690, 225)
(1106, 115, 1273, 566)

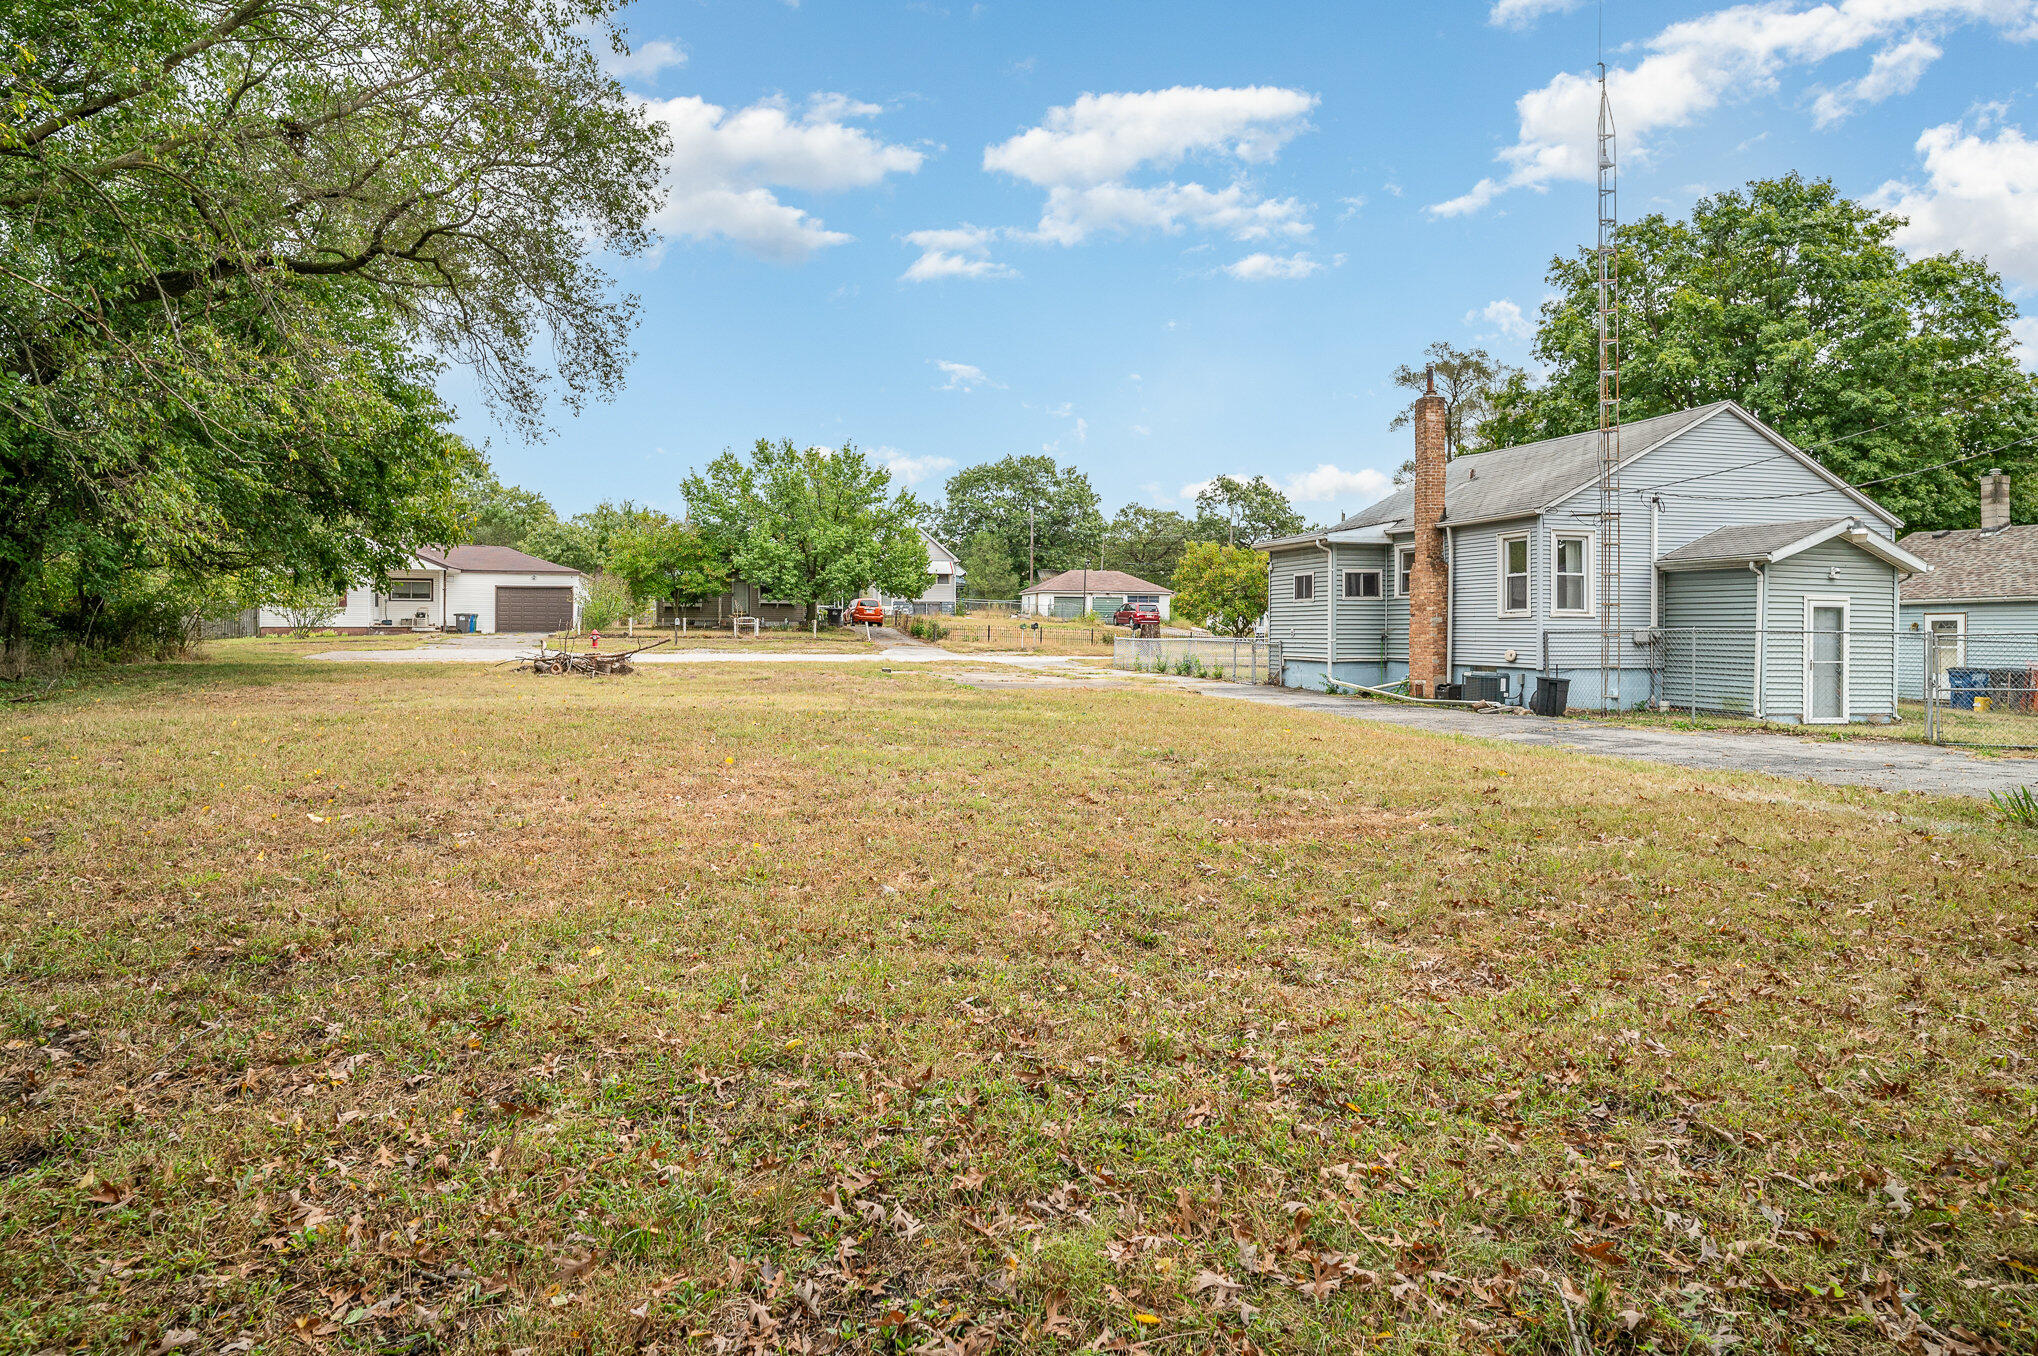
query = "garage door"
(494, 586, 574, 632)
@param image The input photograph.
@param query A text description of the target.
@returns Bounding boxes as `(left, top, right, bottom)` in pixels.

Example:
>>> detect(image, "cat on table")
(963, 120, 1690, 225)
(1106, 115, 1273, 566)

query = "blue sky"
(446, 0, 2038, 524)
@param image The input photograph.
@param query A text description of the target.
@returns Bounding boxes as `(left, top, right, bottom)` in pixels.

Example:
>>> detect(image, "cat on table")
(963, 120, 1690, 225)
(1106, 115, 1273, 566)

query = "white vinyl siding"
(1395, 547, 1414, 598)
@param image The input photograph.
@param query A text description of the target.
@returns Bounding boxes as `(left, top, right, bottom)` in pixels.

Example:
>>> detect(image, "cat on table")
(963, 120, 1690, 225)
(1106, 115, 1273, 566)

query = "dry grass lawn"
(935, 616, 1121, 655)
(542, 629, 874, 653)
(2, 649, 2036, 1355)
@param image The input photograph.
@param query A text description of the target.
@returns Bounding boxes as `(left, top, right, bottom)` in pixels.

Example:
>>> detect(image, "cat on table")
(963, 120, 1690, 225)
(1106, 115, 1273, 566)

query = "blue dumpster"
(1947, 667, 1987, 709)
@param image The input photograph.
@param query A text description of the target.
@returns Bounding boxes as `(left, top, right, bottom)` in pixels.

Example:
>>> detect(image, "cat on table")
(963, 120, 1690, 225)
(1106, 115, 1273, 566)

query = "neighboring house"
(1257, 394, 1929, 722)
(877, 530, 964, 612)
(657, 527, 959, 623)
(1897, 468, 2038, 691)
(257, 545, 585, 634)
(1020, 569, 1174, 620)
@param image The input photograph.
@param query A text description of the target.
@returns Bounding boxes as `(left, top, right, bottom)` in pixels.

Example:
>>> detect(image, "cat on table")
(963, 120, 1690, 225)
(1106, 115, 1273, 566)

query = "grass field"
(542, 628, 874, 653)
(935, 615, 1125, 655)
(3, 650, 2036, 1354)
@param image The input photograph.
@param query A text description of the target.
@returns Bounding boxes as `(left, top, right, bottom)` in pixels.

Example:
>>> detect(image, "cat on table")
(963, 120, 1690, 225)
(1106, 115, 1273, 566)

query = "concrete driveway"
(1165, 678, 2035, 799)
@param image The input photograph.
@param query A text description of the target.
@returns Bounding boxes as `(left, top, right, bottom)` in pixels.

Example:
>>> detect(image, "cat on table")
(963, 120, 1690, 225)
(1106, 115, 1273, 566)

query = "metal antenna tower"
(1594, 59, 1623, 712)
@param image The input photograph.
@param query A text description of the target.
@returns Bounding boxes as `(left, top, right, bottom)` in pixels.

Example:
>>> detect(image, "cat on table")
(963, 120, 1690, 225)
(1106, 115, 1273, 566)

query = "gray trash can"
(1529, 678, 1570, 717)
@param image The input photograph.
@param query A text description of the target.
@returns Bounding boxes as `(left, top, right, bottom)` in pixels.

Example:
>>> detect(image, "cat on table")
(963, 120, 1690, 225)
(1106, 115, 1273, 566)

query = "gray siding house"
(1896, 469, 2038, 696)
(1258, 399, 1928, 722)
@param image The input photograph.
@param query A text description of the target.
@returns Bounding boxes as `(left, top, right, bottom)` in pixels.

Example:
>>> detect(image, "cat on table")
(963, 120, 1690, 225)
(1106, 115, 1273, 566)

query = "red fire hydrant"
(589, 629, 600, 652)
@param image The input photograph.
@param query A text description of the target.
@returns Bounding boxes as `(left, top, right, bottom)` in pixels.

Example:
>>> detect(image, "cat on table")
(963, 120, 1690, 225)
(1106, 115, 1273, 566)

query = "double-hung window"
(1293, 573, 1316, 601)
(1395, 547, 1415, 597)
(1498, 534, 1530, 616)
(1551, 532, 1592, 615)
(1342, 569, 1381, 600)
(388, 578, 433, 602)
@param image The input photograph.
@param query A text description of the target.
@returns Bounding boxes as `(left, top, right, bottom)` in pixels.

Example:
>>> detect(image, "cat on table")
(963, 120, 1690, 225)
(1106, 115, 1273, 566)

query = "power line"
(1649, 432, 2038, 502)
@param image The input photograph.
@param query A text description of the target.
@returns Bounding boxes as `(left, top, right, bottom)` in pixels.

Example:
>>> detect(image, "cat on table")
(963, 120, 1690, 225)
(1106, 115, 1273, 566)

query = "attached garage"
(494, 585, 576, 633)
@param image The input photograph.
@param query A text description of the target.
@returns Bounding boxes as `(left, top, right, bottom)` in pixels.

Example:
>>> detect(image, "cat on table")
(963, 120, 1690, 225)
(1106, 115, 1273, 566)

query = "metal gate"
(1907, 629, 2038, 747)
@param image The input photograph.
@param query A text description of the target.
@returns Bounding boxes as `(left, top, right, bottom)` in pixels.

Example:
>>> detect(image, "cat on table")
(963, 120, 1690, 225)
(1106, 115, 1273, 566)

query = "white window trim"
(1394, 546, 1415, 598)
(1293, 572, 1317, 601)
(1496, 532, 1530, 618)
(1802, 594, 1851, 724)
(387, 577, 434, 602)
(1549, 528, 1595, 618)
(1342, 568, 1381, 600)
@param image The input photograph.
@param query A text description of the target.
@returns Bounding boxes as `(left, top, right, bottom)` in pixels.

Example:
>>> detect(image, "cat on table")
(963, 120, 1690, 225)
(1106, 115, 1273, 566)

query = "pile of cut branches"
(509, 639, 666, 676)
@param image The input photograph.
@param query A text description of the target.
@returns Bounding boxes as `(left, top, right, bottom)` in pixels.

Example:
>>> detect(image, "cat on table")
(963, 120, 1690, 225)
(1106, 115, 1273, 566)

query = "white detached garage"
(258, 545, 585, 635)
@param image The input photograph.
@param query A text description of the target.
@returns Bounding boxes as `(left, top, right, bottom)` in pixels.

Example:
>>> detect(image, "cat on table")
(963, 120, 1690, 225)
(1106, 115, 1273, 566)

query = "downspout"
(1318, 536, 1336, 671)
(1648, 497, 1660, 628)
(1444, 524, 1456, 682)
(1750, 561, 1767, 720)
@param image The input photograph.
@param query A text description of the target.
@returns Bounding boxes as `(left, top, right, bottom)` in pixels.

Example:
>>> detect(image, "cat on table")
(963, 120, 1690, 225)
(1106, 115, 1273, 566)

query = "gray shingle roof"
(1656, 518, 1854, 566)
(415, 545, 582, 574)
(1020, 568, 1173, 595)
(1896, 524, 2038, 600)
(1334, 403, 1733, 532)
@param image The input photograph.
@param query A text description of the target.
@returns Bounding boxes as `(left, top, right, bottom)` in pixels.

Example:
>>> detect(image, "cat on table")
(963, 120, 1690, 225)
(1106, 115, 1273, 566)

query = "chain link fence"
(1113, 636, 1282, 684)
(1906, 628, 2038, 748)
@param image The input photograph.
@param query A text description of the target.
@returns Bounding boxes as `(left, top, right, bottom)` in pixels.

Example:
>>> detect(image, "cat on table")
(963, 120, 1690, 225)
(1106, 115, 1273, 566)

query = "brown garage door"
(494, 586, 574, 632)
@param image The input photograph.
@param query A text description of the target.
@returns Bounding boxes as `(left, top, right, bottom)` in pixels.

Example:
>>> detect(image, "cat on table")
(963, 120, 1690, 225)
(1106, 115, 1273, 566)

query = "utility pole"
(1028, 504, 1036, 588)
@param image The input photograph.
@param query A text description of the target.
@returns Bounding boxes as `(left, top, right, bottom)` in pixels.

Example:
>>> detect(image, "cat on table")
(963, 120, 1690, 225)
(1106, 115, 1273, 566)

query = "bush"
(578, 571, 634, 632)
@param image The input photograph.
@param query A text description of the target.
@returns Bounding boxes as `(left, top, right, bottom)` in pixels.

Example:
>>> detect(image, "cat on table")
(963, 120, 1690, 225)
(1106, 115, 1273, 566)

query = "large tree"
(1479, 174, 2038, 530)
(456, 462, 559, 548)
(1171, 542, 1268, 637)
(682, 440, 929, 622)
(605, 518, 728, 617)
(0, 0, 665, 641)
(1101, 504, 1193, 585)
(1192, 476, 1306, 546)
(935, 455, 1105, 587)
(1387, 342, 1520, 483)
(955, 531, 1020, 603)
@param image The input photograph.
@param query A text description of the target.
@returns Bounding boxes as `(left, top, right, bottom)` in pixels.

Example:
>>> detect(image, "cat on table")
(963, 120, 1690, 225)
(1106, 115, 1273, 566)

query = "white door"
(1924, 613, 1965, 698)
(1804, 598, 1849, 723)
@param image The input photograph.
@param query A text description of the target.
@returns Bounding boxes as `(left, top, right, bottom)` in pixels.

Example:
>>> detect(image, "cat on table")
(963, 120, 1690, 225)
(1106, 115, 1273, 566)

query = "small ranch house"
(258, 545, 586, 634)
(1897, 469, 2038, 696)
(1258, 394, 1929, 722)
(1020, 569, 1173, 620)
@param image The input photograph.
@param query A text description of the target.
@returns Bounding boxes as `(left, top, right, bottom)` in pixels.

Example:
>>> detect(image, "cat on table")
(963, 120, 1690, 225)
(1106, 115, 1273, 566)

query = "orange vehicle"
(847, 597, 886, 624)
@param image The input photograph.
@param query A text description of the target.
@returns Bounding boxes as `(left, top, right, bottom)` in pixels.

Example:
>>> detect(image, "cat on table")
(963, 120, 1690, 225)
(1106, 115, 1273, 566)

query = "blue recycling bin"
(455, 612, 478, 634)
(1947, 667, 1987, 710)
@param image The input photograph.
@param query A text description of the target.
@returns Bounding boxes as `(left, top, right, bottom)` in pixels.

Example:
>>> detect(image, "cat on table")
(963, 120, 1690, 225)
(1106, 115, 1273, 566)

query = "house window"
(1498, 534, 1529, 616)
(1342, 569, 1381, 599)
(1396, 547, 1415, 597)
(1293, 573, 1316, 601)
(1128, 593, 1159, 605)
(388, 578, 432, 602)
(1551, 533, 1591, 615)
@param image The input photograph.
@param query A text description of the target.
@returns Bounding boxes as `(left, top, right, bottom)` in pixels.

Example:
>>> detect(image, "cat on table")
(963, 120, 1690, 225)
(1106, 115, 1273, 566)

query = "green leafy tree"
(956, 531, 1020, 603)
(1192, 476, 1307, 546)
(935, 455, 1105, 587)
(1171, 542, 1269, 637)
(1387, 343, 1521, 484)
(682, 440, 928, 622)
(517, 520, 603, 576)
(457, 462, 558, 548)
(0, 0, 665, 643)
(1479, 174, 2038, 530)
(1101, 505, 1193, 585)
(605, 519, 729, 615)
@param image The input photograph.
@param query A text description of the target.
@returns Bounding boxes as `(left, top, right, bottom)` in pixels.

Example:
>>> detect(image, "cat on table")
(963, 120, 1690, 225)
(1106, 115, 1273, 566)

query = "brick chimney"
(1407, 366, 1449, 697)
(1980, 467, 2011, 530)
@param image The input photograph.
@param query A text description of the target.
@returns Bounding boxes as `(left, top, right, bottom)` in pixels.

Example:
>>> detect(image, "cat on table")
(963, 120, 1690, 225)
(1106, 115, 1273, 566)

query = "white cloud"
(1467, 298, 1534, 340)
(1131, 424, 1151, 436)
(1490, 0, 1587, 27)
(1180, 465, 1393, 506)
(1224, 250, 1326, 280)
(900, 225, 1019, 281)
(1873, 118, 2038, 287)
(642, 92, 924, 260)
(1336, 195, 1366, 222)
(2013, 314, 2038, 370)
(875, 447, 957, 485)
(1811, 34, 1941, 126)
(964, 85, 1318, 254)
(933, 359, 1000, 391)
(602, 38, 687, 82)
(1433, 1, 2038, 217)
(1045, 403, 1088, 440)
